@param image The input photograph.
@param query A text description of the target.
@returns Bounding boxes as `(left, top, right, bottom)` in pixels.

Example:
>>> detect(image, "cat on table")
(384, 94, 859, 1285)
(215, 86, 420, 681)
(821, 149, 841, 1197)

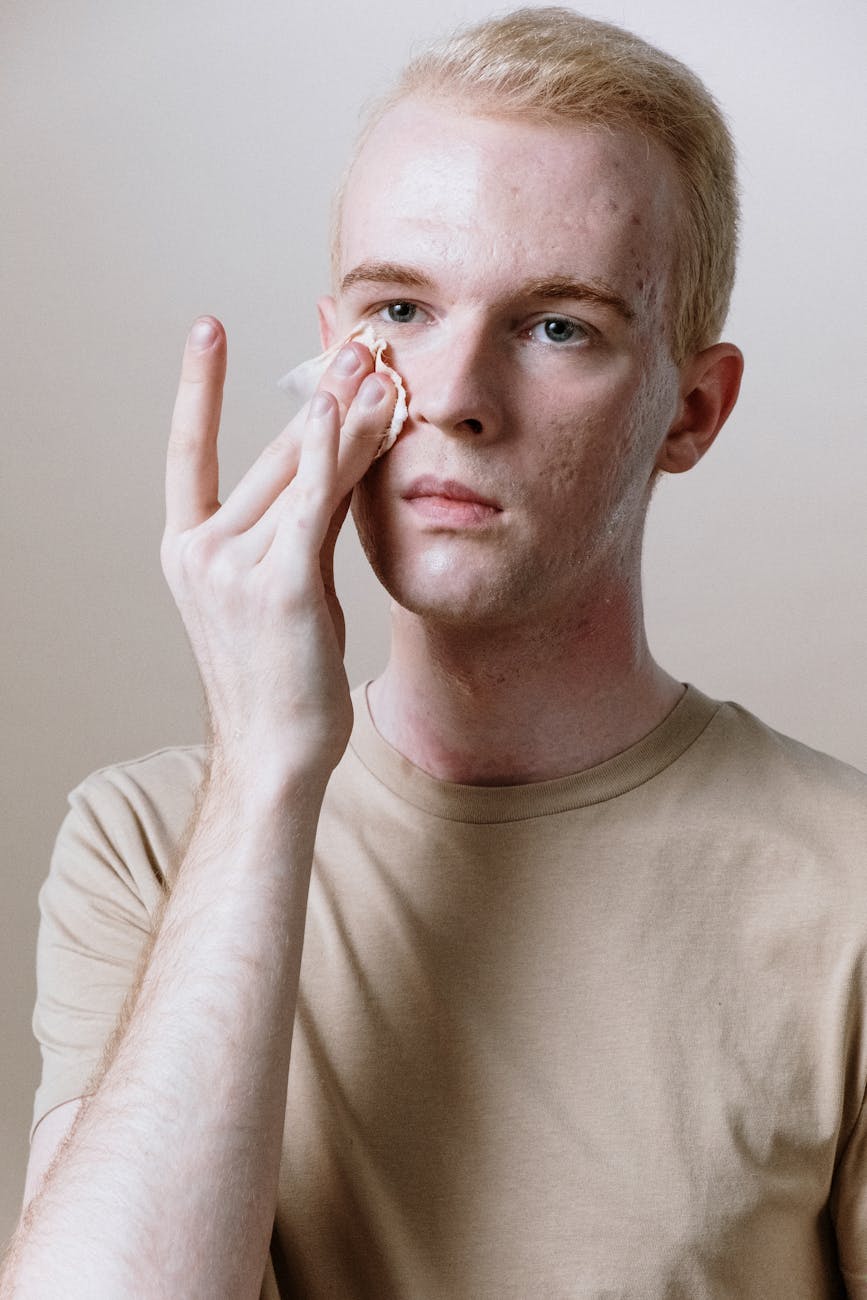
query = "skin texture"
(3, 97, 742, 1295)
(319, 97, 743, 781)
(1, 327, 398, 1297)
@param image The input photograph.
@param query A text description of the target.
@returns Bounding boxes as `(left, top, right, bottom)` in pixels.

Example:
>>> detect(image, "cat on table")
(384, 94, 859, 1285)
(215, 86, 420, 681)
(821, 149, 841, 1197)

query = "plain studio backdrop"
(1, 0, 865, 1245)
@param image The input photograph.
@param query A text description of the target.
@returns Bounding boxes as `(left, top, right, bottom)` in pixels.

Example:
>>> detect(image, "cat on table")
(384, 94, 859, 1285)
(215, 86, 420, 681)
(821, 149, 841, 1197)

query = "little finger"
(271, 390, 343, 565)
(236, 391, 341, 569)
(210, 342, 373, 539)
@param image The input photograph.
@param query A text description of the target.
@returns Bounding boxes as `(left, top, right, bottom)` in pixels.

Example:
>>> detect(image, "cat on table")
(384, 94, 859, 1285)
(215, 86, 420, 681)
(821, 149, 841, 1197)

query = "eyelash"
(369, 301, 593, 347)
(374, 302, 423, 327)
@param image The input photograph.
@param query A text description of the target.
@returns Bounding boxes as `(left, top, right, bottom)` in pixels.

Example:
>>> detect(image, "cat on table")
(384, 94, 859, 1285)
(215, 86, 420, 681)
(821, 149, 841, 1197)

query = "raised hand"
(160, 316, 396, 794)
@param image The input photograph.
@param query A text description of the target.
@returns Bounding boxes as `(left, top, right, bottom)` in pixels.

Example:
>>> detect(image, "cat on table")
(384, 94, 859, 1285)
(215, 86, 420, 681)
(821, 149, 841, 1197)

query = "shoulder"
(56, 743, 209, 901)
(700, 698, 866, 801)
(683, 695, 867, 876)
(71, 742, 209, 811)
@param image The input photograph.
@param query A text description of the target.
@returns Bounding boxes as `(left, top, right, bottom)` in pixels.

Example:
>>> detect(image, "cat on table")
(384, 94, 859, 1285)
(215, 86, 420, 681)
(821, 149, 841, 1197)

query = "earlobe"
(317, 296, 338, 351)
(656, 343, 744, 474)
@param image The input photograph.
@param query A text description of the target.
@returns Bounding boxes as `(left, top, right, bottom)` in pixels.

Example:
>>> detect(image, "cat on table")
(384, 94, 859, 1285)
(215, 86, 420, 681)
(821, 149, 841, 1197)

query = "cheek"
(520, 377, 669, 529)
(350, 463, 388, 556)
(525, 405, 631, 499)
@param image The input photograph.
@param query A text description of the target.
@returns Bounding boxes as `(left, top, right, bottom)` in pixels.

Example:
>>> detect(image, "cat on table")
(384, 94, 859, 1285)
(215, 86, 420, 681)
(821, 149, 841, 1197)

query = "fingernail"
(334, 345, 361, 376)
(358, 375, 386, 409)
(189, 318, 217, 350)
(358, 374, 387, 408)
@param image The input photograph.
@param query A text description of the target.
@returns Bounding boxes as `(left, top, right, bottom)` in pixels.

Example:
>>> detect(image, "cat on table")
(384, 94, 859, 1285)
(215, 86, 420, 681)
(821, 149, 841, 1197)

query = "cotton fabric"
(31, 685, 867, 1296)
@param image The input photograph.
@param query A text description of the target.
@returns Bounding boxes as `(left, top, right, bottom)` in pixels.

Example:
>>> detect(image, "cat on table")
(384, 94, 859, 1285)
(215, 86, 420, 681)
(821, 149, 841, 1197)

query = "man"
(4, 7, 867, 1296)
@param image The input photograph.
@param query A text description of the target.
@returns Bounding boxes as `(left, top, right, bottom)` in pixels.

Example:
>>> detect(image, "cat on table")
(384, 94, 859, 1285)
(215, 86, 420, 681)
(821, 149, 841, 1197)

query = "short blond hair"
(331, 7, 738, 364)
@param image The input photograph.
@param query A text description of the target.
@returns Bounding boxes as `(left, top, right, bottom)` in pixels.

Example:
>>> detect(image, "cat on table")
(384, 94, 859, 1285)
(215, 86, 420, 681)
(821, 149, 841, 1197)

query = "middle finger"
(211, 342, 374, 536)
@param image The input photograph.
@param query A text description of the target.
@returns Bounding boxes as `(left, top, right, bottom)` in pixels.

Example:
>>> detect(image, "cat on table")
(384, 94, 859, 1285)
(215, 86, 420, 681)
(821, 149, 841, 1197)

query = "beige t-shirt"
(32, 684, 867, 1297)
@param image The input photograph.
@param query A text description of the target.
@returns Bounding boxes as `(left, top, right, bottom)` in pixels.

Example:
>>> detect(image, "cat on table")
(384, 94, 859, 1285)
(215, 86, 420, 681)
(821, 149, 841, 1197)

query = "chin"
(350, 485, 625, 632)
(366, 552, 490, 625)
(358, 535, 559, 633)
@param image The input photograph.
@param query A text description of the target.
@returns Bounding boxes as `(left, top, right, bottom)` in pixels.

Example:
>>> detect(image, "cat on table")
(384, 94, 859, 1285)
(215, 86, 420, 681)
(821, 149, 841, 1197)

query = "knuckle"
(180, 370, 212, 388)
(341, 415, 389, 451)
(271, 566, 316, 614)
(159, 530, 177, 568)
(174, 530, 250, 610)
(167, 423, 201, 460)
(159, 535, 181, 588)
(291, 479, 329, 522)
(344, 419, 386, 444)
(261, 430, 297, 464)
(178, 526, 219, 577)
(208, 550, 245, 595)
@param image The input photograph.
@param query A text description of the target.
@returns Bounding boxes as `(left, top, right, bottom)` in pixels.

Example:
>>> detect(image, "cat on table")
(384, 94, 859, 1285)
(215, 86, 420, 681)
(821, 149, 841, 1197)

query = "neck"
(367, 587, 683, 785)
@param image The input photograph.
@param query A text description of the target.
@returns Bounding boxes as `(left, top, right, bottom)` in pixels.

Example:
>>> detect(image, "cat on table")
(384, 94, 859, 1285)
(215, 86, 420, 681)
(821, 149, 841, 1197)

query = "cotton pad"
(277, 323, 409, 457)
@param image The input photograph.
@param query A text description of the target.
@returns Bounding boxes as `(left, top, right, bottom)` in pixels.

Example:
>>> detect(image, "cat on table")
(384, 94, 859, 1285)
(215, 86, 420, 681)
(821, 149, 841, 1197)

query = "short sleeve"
(832, 1084, 867, 1296)
(30, 745, 207, 1139)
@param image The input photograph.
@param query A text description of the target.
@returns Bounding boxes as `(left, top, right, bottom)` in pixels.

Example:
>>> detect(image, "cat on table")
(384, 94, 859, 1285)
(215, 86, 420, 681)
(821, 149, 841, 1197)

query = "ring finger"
(210, 341, 375, 537)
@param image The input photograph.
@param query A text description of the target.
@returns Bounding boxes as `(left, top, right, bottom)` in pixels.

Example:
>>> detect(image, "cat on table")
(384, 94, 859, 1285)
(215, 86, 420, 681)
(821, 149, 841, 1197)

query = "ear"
(655, 343, 744, 474)
(317, 295, 338, 351)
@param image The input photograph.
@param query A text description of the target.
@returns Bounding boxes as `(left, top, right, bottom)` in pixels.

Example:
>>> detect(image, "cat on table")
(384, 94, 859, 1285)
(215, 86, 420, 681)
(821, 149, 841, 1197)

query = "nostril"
(464, 419, 483, 435)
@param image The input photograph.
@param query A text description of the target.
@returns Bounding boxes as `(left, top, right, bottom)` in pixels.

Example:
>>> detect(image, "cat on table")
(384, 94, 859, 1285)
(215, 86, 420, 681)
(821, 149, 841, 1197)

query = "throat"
(368, 609, 682, 785)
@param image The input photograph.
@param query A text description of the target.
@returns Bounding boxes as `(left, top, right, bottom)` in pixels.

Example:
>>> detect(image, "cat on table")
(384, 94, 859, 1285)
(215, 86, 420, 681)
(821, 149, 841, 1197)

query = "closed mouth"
(403, 476, 502, 511)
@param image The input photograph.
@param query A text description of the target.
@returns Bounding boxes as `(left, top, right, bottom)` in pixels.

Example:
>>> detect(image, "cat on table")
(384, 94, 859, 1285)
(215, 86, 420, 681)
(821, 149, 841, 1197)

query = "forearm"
(4, 772, 322, 1300)
(4, 316, 391, 1297)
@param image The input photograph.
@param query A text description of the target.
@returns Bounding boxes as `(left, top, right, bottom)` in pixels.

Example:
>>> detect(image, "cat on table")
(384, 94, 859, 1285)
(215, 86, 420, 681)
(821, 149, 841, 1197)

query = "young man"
(5, 8, 867, 1297)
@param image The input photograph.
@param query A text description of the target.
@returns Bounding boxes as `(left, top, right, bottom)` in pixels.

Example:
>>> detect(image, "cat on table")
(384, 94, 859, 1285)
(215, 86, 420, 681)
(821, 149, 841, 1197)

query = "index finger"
(165, 316, 227, 533)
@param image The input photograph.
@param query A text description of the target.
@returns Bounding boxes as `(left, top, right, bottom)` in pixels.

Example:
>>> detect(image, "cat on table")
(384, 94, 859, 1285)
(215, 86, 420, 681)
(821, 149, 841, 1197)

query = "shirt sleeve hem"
(30, 1068, 99, 1143)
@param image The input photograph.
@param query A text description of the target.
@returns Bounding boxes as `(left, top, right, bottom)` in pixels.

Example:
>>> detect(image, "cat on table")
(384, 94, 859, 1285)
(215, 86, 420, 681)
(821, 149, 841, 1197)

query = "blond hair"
(331, 7, 738, 364)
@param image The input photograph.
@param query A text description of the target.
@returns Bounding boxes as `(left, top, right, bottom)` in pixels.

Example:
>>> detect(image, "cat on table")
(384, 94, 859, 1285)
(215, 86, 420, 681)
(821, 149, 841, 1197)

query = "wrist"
(204, 711, 351, 803)
(203, 748, 331, 820)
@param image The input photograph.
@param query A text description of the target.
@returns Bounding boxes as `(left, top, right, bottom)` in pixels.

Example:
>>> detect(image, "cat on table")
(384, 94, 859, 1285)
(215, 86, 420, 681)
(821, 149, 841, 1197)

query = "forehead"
(339, 97, 680, 308)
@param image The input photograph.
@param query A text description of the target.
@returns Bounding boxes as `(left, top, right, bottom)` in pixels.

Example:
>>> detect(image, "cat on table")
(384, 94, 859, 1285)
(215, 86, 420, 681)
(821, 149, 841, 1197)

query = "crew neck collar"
(348, 682, 720, 824)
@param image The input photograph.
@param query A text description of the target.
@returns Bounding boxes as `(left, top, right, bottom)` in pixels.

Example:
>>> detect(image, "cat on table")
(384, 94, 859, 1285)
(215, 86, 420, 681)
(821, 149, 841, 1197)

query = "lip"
(402, 476, 502, 511)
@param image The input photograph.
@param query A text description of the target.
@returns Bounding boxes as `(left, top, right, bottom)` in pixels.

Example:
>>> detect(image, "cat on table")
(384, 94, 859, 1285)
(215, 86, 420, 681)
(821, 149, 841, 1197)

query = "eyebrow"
(339, 261, 635, 322)
(340, 261, 434, 294)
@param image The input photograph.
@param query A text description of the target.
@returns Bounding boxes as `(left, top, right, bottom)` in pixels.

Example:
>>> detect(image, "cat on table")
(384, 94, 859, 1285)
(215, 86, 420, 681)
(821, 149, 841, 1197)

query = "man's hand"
(0, 316, 397, 1300)
(160, 316, 396, 791)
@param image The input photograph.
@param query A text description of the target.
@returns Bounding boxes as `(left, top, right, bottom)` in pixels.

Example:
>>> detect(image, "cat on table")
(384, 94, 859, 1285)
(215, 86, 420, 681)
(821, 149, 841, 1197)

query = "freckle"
(631, 214, 642, 227)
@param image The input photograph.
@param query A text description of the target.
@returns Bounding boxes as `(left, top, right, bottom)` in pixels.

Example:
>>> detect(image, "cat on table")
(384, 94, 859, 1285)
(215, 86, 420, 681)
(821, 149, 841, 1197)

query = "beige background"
(2, 0, 864, 1246)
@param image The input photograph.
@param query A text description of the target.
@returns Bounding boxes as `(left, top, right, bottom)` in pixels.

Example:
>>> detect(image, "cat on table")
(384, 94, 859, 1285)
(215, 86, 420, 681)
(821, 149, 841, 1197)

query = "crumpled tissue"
(277, 323, 408, 457)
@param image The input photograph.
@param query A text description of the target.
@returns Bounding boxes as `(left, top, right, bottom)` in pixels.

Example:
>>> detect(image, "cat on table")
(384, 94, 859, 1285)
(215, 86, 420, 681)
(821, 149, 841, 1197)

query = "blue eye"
(530, 317, 588, 345)
(379, 302, 418, 324)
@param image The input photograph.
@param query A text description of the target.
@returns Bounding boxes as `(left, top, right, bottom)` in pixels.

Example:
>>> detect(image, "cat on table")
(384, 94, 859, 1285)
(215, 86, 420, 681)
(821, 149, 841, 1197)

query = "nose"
(404, 321, 504, 442)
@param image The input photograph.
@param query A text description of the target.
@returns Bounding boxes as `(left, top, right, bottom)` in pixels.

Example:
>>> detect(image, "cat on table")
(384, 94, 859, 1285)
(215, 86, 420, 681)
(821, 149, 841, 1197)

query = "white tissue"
(277, 323, 409, 457)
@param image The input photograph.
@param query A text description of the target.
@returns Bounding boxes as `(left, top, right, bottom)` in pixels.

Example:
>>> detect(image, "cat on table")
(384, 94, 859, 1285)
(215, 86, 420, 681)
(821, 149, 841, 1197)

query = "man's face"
(321, 97, 686, 631)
